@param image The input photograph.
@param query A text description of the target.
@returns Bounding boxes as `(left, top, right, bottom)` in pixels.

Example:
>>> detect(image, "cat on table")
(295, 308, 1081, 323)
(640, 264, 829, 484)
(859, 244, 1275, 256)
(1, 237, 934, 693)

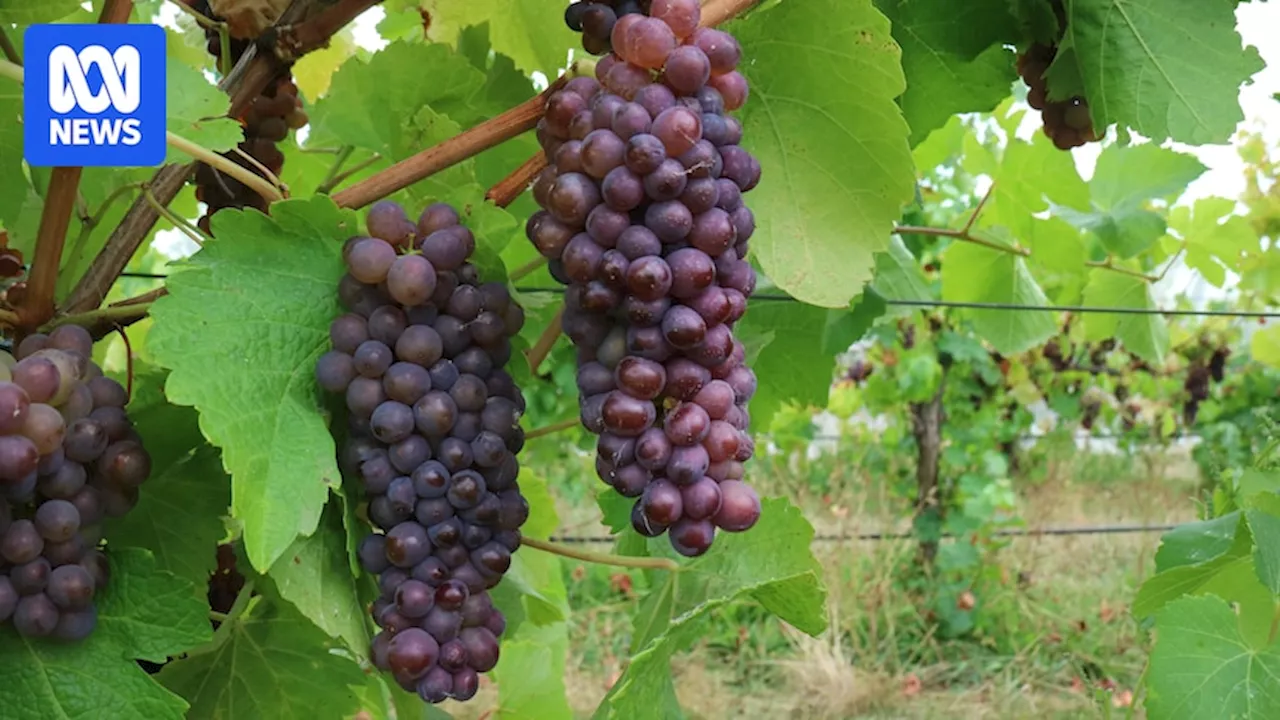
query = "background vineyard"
(0, 0, 1278, 718)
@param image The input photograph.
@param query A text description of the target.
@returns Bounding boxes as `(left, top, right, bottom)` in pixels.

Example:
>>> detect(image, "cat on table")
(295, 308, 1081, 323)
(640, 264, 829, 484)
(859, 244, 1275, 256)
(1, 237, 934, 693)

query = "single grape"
(615, 356, 667, 400)
(645, 200, 694, 242)
(23, 402, 66, 455)
(625, 256, 673, 302)
(13, 593, 58, 637)
(610, 100, 652, 139)
(315, 351, 356, 393)
(663, 45, 711, 95)
(690, 28, 742, 75)
(643, 158, 689, 201)
(652, 106, 702, 157)
(367, 201, 417, 248)
(581, 129, 627, 179)
(553, 139, 584, 173)
(713, 480, 760, 531)
(46, 564, 94, 610)
(417, 202, 460, 239)
(347, 238, 397, 284)
(420, 226, 475, 272)
(386, 522, 432, 568)
(667, 444, 710, 485)
(601, 166, 646, 211)
(641, 479, 683, 525)
(12, 355, 59, 404)
(386, 255, 438, 307)
(602, 391, 657, 436)
(624, 17, 677, 69)
(11, 557, 50, 595)
(709, 71, 749, 111)
(0, 434, 40, 480)
(0, 382, 30, 434)
(388, 627, 440, 681)
(670, 518, 715, 556)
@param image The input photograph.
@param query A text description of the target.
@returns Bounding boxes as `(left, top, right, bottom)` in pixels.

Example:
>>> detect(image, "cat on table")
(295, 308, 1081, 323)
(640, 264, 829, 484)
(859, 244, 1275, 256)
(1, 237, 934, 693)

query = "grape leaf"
(940, 243, 1057, 354)
(1168, 197, 1257, 288)
(419, 0, 576, 79)
(1091, 143, 1208, 209)
(148, 196, 356, 570)
(0, 548, 211, 720)
(159, 595, 366, 719)
(0, 80, 26, 232)
(493, 620, 572, 720)
(595, 499, 827, 719)
(1147, 595, 1280, 719)
(1155, 512, 1243, 572)
(871, 237, 932, 304)
(492, 472, 569, 630)
(1251, 325, 1280, 369)
(875, 0, 1019, 145)
(1246, 508, 1280, 594)
(986, 130, 1090, 271)
(736, 300, 872, 427)
(0, 0, 81, 22)
(1046, 0, 1263, 145)
(269, 499, 371, 659)
(1134, 518, 1252, 617)
(164, 56, 243, 164)
(1080, 268, 1169, 365)
(731, 0, 916, 308)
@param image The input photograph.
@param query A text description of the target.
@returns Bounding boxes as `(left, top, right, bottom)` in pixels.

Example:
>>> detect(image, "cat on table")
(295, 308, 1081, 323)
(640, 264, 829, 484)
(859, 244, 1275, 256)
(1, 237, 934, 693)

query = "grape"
(635, 83, 677, 119)
(315, 352, 356, 393)
(2, 521, 44, 567)
(644, 158, 689, 201)
(23, 403, 66, 455)
(34, 500, 79, 542)
(645, 200, 694, 242)
(586, 205, 630, 247)
(46, 564, 94, 610)
(553, 140, 584, 173)
(615, 356, 667, 400)
(708, 70, 749, 110)
(368, 201, 417, 248)
(713, 480, 760, 531)
(623, 17, 677, 69)
(387, 255, 438, 307)
(388, 628, 440, 680)
(641, 479, 683, 525)
(12, 356, 59, 404)
(617, 225, 663, 260)
(652, 106, 702, 156)
(651, 0, 701, 38)
(14, 593, 58, 637)
(421, 227, 475, 271)
(670, 518, 715, 556)
(0, 382, 30, 434)
(0, 435, 40, 480)
(610, 100, 652, 138)
(690, 28, 741, 75)
(581, 129, 627, 178)
(347, 238, 397, 284)
(626, 256, 674, 301)
(602, 166, 646, 211)
(417, 202, 460, 238)
(679, 140, 721, 179)
(11, 558, 50, 595)
(663, 45, 711, 95)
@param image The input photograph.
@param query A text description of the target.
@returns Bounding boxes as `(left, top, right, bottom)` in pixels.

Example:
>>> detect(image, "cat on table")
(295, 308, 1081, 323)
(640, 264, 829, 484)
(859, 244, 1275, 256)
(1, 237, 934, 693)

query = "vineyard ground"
(444, 438, 1199, 719)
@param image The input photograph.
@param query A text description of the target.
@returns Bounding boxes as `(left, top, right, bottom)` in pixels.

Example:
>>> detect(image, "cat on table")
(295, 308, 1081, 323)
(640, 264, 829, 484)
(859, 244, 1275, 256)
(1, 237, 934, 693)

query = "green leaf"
(1080, 268, 1169, 365)
(987, 131, 1090, 234)
(106, 369, 230, 589)
(148, 197, 357, 570)
(492, 472, 568, 629)
(159, 596, 366, 719)
(1090, 143, 1207, 209)
(1135, 518, 1252, 617)
(493, 621, 572, 720)
(875, 0, 1018, 145)
(871, 237, 932, 303)
(1251, 325, 1280, 369)
(419, 0, 576, 78)
(269, 499, 371, 659)
(0, 0, 81, 22)
(0, 78, 27, 232)
(596, 499, 827, 719)
(1047, 0, 1263, 144)
(732, 0, 915, 308)
(0, 548, 211, 720)
(1155, 512, 1243, 572)
(1246, 508, 1280, 594)
(1147, 595, 1280, 719)
(822, 292, 887, 355)
(940, 242, 1057, 354)
(164, 57, 243, 163)
(1169, 197, 1257, 287)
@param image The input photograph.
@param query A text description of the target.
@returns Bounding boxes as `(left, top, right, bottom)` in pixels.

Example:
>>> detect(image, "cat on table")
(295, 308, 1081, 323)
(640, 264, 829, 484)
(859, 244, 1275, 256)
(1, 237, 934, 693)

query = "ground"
(448, 433, 1200, 719)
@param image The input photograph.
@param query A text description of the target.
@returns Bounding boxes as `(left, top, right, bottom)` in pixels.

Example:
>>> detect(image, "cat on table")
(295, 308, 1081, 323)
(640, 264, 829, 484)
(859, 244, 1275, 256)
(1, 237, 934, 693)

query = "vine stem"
(507, 256, 549, 283)
(1085, 258, 1157, 282)
(316, 153, 383, 195)
(525, 417, 580, 440)
(314, 146, 355, 193)
(525, 306, 564, 375)
(165, 133, 284, 203)
(521, 536, 682, 572)
(699, 0, 762, 27)
(893, 225, 1029, 256)
(332, 76, 569, 210)
(0, 26, 20, 65)
(486, 153, 549, 209)
(23, 166, 82, 328)
(43, 301, 155, 332)
(143, 188, 210, 246)
(186, 580, 255, 657)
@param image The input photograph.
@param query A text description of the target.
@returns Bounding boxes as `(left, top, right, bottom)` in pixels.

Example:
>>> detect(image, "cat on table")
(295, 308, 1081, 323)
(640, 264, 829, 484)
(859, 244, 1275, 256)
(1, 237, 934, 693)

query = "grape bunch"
(0, 325, 150, 641)
(532, 0, 761, 556)
(316, 201, 528, 704)
(1015, 0, 1098, 151)
(186, 0, 307, 235)
(563, 0, 650, 55)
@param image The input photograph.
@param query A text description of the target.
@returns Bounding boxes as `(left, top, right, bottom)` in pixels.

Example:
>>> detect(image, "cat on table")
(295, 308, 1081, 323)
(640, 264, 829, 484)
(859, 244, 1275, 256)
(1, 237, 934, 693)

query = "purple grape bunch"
(534, 0, 761, 556)
(0, 324, 149, 641)
(316, 200, 528, 704)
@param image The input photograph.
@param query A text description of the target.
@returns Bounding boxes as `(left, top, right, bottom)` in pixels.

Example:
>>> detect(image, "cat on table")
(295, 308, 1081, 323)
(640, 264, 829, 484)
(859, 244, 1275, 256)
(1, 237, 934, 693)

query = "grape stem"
(142, 186, 211, 246)
(893, 225, 1029, 256)
(699, 0, 762, 27)
(332, 75, 570, 209)
(23, 166, 83, 330)
(186, 580, 256, 657)
(521, 536, 682, 572)
(0, 26, 20, 65)
(507, 256, 549, 283)
(316, 152, 384, 195)
(525, 417, 580, 440)
(43, 301, 155, 333)
(314, 146, 356, 193)
(525, 305, 564, 375)
(165, 132, 285, 203)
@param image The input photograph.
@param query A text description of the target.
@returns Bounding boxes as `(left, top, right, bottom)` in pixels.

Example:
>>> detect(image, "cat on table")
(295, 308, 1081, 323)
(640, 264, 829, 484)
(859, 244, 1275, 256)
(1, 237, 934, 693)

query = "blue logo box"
(23, 24, 166, 167)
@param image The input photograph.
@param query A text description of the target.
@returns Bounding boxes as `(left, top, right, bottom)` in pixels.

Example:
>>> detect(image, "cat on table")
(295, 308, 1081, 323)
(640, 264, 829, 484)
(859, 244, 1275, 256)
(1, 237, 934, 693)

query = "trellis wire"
(549, 523, 1179, 544)
(117, 273, 1280, 318)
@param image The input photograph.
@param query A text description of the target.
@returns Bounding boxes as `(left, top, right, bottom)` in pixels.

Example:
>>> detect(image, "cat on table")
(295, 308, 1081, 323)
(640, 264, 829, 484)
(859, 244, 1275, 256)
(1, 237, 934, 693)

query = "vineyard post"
(910, 367, 948, 564)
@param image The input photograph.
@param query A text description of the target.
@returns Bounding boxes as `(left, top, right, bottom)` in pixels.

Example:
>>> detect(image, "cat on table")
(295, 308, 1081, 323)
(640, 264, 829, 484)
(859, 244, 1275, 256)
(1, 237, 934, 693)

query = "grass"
(544, 432, 1201, 719)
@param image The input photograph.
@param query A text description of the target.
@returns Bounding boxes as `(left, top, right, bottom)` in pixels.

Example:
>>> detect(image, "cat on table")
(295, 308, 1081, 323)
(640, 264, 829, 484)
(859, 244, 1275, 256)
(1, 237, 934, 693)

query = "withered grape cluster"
(0, 325, 151, 641)
(186, 0, 307, 234)
(536, 0, 761, 556)
(317, 201, 528, 704)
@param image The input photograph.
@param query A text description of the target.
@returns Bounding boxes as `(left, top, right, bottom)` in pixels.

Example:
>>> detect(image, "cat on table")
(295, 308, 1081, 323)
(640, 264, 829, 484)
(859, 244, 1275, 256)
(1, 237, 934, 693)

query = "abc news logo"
(24, 24, 165, 167)
(47, 44, 144, 146)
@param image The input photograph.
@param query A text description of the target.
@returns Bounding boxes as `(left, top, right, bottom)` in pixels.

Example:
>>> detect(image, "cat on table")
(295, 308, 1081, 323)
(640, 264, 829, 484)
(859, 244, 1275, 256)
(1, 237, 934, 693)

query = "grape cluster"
(0, 325, 150, 641)
(316, 201, 528, 704)
(533, 0, 761, 556)
(563, 0, 650, 55)
(185, 0, 306, 235)
(1016, 45, 1098, 150)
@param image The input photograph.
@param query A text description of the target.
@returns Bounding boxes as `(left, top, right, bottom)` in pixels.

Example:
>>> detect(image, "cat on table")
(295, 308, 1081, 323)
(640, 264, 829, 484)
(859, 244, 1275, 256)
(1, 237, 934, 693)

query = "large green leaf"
(1047, 0, 1263, 144)
(419, 0, 576, 79)
(1246, 508, 1280, 594)
(1251, 325, 1280, 369)
(1147, 596, 1280, 719)
(871, 237, 932, 303)
(269, 500, 371, 659)
(159, 596, 366, 719)
(1134, 518, 1252, 617)
(0, 77, 26, 232)
(1155, 512, 1243, 572)
(595, 499, 827, 719)
(0, 0, 81, 22)
(493, 621, 572, 720)
(732, 0, 915, 308)
(148, 197, 356, 570)
(1080, 268, 1169, 365)
(940, 242, 1057, 354)
(0, 549, 211, 720)
(875, 0, 1019, 145)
